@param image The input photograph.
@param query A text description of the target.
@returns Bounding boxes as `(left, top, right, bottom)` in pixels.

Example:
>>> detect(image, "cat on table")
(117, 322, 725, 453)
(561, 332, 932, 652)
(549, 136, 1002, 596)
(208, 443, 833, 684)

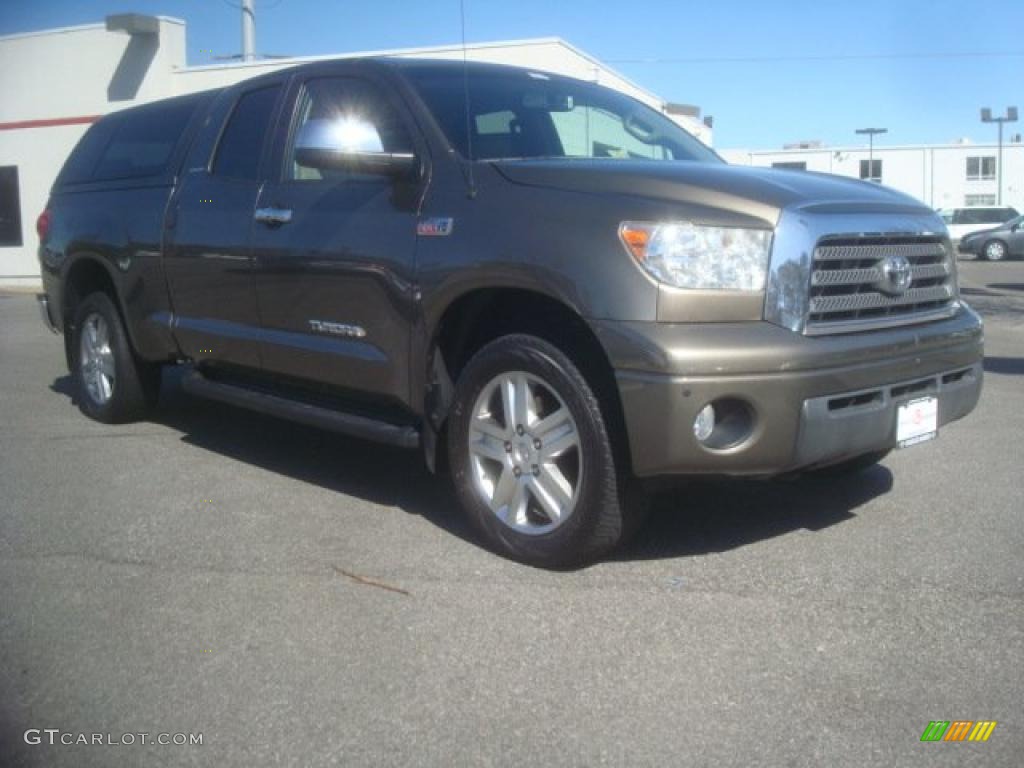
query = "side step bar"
(181, 370, 420, 449)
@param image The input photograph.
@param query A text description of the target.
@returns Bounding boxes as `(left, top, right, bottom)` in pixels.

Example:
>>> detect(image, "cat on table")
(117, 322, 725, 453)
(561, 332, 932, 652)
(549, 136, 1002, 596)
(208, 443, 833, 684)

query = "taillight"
(36, 209, 51, 240)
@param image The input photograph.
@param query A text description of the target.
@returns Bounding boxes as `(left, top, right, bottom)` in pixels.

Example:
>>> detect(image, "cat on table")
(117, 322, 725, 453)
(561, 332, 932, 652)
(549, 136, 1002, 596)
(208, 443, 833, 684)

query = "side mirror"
(293, 117, 417, 178)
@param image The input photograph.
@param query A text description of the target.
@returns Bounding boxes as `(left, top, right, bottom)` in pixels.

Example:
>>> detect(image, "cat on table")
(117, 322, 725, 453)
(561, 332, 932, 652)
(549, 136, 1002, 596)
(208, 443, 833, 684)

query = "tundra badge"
(308, 320, 366, 338)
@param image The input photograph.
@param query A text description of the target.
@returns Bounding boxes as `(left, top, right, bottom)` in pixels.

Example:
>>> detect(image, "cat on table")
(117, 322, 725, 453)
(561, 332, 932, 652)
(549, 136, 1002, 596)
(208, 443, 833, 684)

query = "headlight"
(619, 221, 772, 291)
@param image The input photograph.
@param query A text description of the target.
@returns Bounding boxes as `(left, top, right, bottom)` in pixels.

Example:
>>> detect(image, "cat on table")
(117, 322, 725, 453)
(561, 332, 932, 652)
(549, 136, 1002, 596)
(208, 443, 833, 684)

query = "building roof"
(0, 16, 184, 42)
(176, 35, 665, 105)
(0, 16, 709, 143)
(730, 141, 1024, 154)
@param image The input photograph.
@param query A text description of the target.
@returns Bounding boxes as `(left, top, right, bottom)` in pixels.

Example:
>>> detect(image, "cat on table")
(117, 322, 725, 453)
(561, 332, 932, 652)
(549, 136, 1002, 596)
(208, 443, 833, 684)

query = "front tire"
(448, 334, 634, 568)
(71, 292, 160, 423)
(982, 240, 1007, 261)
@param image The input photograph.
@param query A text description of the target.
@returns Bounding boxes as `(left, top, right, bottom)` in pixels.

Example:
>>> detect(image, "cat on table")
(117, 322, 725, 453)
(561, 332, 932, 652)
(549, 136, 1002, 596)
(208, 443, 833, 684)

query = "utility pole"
(855, 127, 887, 183)
(981, 107, 1019, 205)
(241, 0, 256, 62)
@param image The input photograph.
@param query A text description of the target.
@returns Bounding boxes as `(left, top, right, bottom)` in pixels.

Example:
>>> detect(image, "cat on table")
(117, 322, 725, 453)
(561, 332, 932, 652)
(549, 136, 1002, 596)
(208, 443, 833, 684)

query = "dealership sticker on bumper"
(897, 396, 938, 448)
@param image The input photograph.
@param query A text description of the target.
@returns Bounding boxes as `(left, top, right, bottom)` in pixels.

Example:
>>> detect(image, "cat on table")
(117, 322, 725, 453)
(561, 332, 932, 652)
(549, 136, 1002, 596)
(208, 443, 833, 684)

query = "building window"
(966, 156, 996, 181)
(0, 166, 23, 247)
(964, 194, 996, 206)
(772, 161, 806, 171)
(859, 159, 882, 182)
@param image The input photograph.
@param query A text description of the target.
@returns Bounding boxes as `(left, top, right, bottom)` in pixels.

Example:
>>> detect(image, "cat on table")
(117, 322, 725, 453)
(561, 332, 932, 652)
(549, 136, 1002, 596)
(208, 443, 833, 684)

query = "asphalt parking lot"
(1, 259, 1022, 767)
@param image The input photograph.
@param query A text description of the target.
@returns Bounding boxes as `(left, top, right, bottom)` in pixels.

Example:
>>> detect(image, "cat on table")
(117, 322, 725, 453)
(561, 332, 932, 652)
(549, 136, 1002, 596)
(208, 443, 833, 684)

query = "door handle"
(254, 207, 293, 226)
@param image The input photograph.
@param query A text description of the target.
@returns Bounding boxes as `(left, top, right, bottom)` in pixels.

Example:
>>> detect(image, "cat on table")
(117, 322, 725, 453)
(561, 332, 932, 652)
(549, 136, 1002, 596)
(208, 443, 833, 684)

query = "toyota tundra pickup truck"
(36, 59, 983, 567)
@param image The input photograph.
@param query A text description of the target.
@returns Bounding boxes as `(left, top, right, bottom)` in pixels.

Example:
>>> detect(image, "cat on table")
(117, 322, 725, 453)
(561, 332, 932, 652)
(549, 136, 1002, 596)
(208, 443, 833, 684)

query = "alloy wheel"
(467, 371, 583, 535)
(985, 241, 1006, 261)
(79, 312, 116, 405)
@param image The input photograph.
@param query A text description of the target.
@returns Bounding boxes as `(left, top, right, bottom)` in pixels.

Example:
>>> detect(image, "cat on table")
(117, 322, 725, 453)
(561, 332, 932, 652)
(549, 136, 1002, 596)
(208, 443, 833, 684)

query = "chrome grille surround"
(764, 205, 961, 335)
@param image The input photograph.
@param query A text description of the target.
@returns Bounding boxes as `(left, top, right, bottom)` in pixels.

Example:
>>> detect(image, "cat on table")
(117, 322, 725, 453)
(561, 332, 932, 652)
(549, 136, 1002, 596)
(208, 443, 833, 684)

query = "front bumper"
(594, 308, 984, 477)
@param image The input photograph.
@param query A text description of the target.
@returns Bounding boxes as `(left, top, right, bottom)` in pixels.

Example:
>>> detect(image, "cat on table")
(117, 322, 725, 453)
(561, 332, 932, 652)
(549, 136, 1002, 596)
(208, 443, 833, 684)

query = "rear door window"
(212, 86, 282, 180)
(985, 208, 1015, 223)
(956, 209, 991, 225)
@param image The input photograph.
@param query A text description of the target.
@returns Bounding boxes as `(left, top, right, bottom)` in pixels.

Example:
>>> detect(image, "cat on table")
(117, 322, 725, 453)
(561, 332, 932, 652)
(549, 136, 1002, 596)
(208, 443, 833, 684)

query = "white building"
(0, 15, 711, 288)
(721, 141, 1024, 214)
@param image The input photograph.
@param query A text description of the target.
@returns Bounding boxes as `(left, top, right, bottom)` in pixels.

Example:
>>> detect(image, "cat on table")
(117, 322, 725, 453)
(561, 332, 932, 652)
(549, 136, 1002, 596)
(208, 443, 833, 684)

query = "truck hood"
(491, 159, 932, 225)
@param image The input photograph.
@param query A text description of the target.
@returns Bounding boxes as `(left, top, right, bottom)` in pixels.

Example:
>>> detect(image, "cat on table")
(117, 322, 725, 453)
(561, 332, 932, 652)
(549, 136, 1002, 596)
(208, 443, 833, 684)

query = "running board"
(181, 370, 420, 449)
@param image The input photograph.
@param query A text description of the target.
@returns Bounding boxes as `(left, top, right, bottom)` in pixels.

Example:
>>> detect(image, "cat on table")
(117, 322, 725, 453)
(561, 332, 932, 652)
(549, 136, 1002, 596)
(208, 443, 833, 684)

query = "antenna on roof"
(460, 0, 477, 199)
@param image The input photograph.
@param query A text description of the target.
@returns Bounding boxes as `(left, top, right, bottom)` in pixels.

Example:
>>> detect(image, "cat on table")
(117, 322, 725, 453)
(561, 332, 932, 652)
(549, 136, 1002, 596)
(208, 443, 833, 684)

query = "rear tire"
(448, 334, 637, 568)
(71, 292, 161, 423)
(982, 240, 1007, 261)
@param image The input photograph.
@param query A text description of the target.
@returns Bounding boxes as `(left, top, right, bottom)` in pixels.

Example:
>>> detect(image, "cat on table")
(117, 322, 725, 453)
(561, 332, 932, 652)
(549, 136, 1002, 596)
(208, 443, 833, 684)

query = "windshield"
(403, 65, 721, 164)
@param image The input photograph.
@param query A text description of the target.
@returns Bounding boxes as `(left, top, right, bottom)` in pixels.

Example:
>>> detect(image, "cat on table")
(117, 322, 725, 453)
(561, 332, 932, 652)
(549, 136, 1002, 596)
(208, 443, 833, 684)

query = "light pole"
(241, 0, 256, 62)
(981, 107, 1019, 205)
(855, 127, 887, 183)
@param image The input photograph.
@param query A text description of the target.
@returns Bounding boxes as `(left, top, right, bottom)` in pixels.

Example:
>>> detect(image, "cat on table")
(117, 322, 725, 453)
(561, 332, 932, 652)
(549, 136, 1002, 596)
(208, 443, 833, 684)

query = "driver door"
(250, 73, 426, 407)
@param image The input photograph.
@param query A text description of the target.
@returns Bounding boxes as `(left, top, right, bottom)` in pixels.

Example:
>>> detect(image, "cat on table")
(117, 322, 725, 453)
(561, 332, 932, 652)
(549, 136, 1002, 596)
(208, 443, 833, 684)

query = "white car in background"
(938, 205, 1020, 242)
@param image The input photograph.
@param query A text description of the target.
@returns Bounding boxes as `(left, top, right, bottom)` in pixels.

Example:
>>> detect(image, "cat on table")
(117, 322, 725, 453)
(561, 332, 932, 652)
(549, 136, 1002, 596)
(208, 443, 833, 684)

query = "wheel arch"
(421, 286, 632, 477)
(61, 253, 135, 367)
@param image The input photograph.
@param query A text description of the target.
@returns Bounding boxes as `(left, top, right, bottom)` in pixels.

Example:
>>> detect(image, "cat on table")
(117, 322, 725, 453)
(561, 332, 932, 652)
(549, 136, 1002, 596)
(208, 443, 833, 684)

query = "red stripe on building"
(0, 115, 102, 131)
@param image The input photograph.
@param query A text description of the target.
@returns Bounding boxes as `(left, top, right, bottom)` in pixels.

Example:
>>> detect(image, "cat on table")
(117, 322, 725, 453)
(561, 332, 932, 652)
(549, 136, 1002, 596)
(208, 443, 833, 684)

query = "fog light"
(694, 398, 756, 451)
(693, 403, 715, 443)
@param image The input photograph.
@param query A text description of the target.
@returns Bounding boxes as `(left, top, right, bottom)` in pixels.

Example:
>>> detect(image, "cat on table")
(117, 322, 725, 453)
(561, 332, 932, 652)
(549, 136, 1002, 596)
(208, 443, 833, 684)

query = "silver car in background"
(957, 215, 1024, 260)
(939, 205, 1020, 243)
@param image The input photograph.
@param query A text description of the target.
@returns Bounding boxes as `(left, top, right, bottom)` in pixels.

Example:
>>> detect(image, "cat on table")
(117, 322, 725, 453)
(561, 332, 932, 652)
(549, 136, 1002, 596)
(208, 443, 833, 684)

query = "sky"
(0, 0, 1021, 150)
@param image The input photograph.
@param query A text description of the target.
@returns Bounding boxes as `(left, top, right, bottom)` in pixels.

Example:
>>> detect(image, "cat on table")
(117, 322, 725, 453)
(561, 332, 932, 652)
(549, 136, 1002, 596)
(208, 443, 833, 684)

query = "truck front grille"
(805, 236, 958, 335)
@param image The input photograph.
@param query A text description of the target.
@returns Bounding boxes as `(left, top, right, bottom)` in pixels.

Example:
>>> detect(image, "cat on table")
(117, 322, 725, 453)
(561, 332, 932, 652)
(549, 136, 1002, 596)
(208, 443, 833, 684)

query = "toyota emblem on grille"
(877, 254, 913, 296)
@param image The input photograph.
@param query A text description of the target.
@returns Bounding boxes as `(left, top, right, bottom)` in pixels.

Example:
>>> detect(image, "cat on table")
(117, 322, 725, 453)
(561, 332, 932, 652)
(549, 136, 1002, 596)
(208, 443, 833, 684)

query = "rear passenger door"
(164, 82, 284, 369)
(249, 73, 425, 406)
